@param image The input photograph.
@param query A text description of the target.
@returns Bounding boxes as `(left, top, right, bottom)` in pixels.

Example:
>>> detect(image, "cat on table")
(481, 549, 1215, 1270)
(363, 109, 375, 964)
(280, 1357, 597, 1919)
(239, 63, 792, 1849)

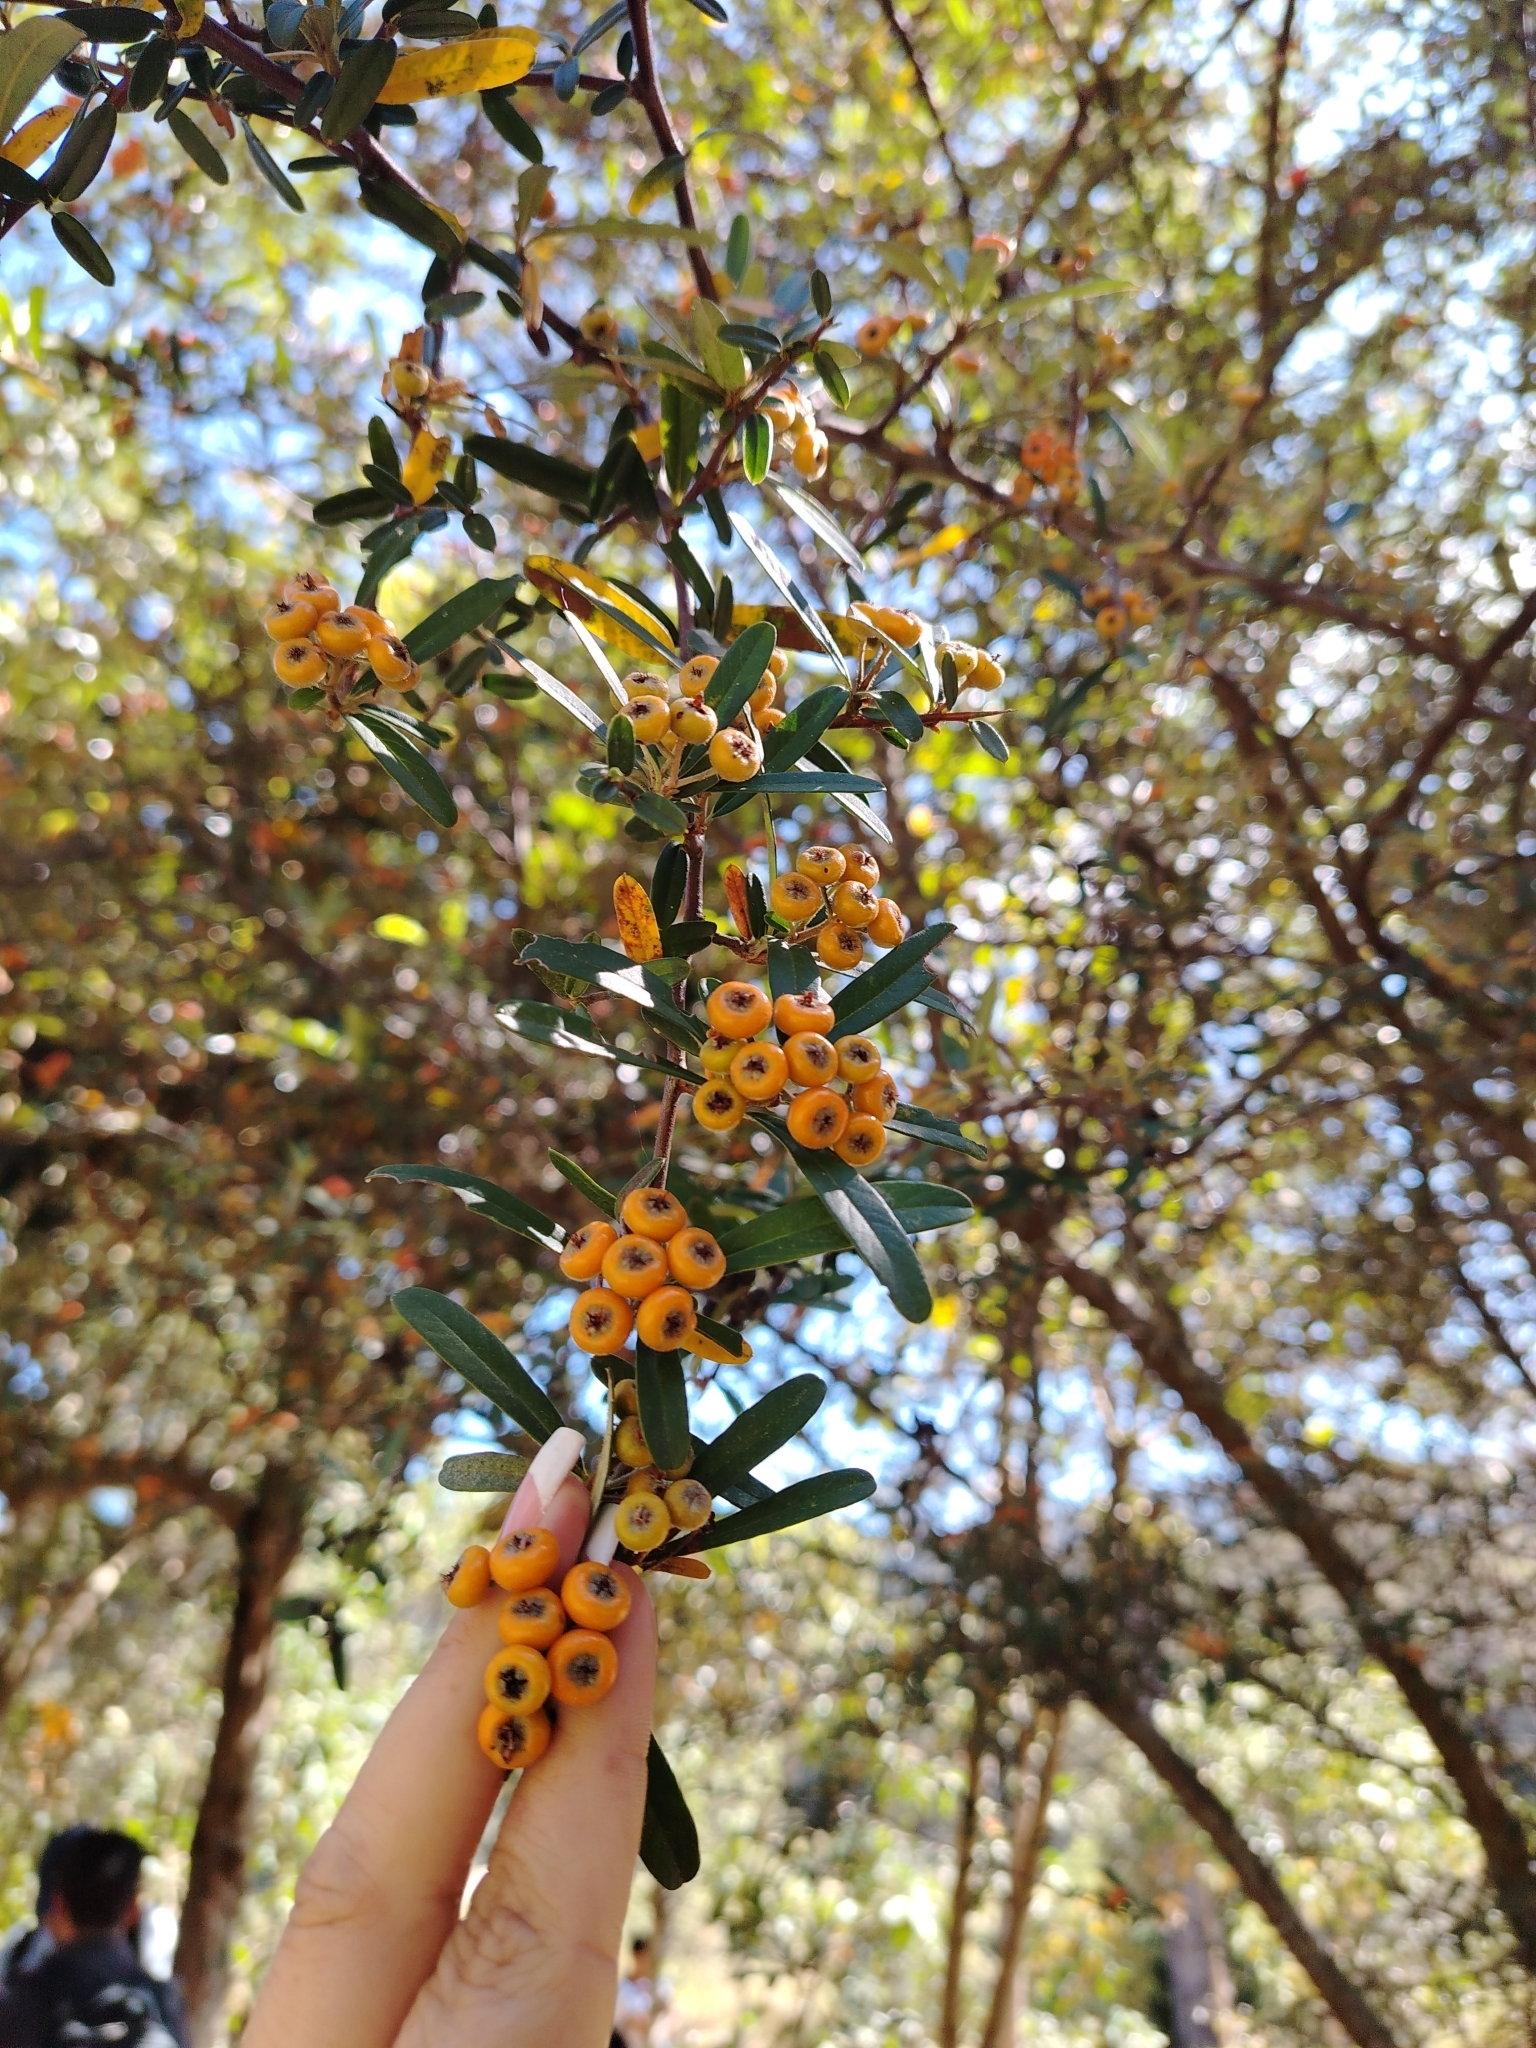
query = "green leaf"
(494, 1001, 697, 1084)
(756, 1122, 932, 1320)
(0, 156, 43, 205)
(764, 481, 863, 571)
(606, 711, 636, 777)
(690, 297, 747, 391)
(403, 576, 518, 661)
(635, 1341, 690, 1472)
(345, 710, 458, 828)
(548, 1149, 616, 1216)
(509, 655, 604, 734)
(726, 769, 881, 797)
(322, 36, 395, 140)
(167, 107, 229, 183)
(242, 120, 304, 212)
(832, 962, 933, 1041)
(692, 1311, 748, 1359)
(0, 17, 85, 142)
(691, 1374, 825, 1492)
(630, 789, 690, 837)
(464, 431, 594, 509)
(517, 937, 700, 1042)
(875, 690, 925, 743)
(393, 1286, 565, 1441)
(127, 37, 172, 111)
(48, 98, 114, 202)
(717, 1180, 971, 1271)
(884, 1104, 988, 1160)
(741, 412, 772, 485)
(830, 923, 955, 1031)
(810, 267, 832, 316)
(661, 377, 703, 497)
(360, 173, 467, 253)
(687, 1468, 876, 1550)
(725, 211, 750, 286)
(313, 486, 396, 527)
(972, 720, 1009, 762)
(812, 347, 849, 406)
(728, 511, 845, 663)
(629, 150, 689, 216)
(657, 918, 717, 958)
(767, 939, 820, 1002)
(367, 1163, 566, 1253)
(50, 210, 114, 286)
(703, 619, 777, 726)
(640, 1736, 700, 1889)
(761, 685, 849, 772)
(439, 1451, 529, 1492)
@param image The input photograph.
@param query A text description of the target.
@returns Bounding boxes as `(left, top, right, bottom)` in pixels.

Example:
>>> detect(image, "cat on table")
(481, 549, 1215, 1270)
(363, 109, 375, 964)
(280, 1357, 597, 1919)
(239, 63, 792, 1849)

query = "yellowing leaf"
(401, 427, 451, 505)
(0, 101, 74, 169)
(374, 27, 538, 102)
(374, 912, 429, 944)
(0, 18, 85, 143)
(524, 555, 678, 668)
(172, 0, 205, 35)
(918, 523, 969, 560)
(613, 874, 662, 963)
(722, 863, 751, 940)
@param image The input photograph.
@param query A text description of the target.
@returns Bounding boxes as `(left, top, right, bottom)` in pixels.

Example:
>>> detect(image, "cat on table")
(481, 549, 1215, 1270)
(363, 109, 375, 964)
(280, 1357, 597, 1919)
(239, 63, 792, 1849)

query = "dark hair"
(36, 1827, 92, 1914)
(51, 1830, 144, 1934)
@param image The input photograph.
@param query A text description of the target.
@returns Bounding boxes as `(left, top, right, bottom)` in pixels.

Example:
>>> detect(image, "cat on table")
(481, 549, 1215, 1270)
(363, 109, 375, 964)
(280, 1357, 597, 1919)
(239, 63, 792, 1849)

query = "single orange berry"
(710, 726, 763, 782)
(668, 1226, 725, 1289)
(264, 598, 318, 642)
(786, 1087, 850, 1150)
(1095, 606, 1127, 640)
(282, 572, 340, 615)
(832, 880, 879, 928)
(700, 1033, 739, 1075)
(692, 1079, 746, 1132)
(842, 845, 881, 887)
(867, 899, 910, 950)
(730, 1041, 789, 1102)
(769, 872, 821, 924)
(615, 1415, 651, 1466)
(562, 1558, 634, 1631)
(796, 846, 846, 887)
(559, 1220, 618, 1282)
(484, 1643, 551, 1715)
(748, 676, 778, 717)
(625, 1464, 667, 1495)
(836, 1115, 888, 1167)
(489, 1525, 561, 1593)
(853, 1071, 900, 1122)
(706, 982, 772, 1039)
(273, 640, 326, 687)
(443, 1544, 492, 1608)
(774, 990, 835, 1036)
(601, 1233, 671, 1301)
(497, 1586, 566, 1650)
(615, 1489, 671, 1552)
(569, 1287, 634, 1354)
(620, 1186, 689, 1241)
(816, 923, 865, 971)
(758, 706, 786, 731)
(314, 607, 373, 657)
(677, 653, 719, 694)
(478, 1702, 552, 1769)
(549, 1628, 619, 1706)
(367, 633, 417, 685)
(636, 1285, 697, 1352)
(835, 1034, 883, 1083)
(672, 698, 718, 744)
(665, 1477, 712, 1531)
(784, 1031, 839, 1086)
(626, 694, 672, 743)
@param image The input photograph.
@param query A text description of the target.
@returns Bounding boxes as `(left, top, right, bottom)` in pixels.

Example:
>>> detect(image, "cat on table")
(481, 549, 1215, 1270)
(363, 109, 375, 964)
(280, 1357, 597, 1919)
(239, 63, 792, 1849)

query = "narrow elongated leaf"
(393, 1286, 565, 1441)
(691, 1374, 826, 1492)
(761, 685, 849, 772)
(548, 1149, 616, 1216)
(495, 1001, 697, 1084)
(804, 740, 891, 845)
(0, 155, 44, 204)
(830, 923, 955, 1031)
(629, 150, 688, 217)
(480, 87, 542, 158)
(767, 939, 820, 1001)
(0, 17, 85, 142)
(322, 37, 395, 139)
(439, 1451, 529, 1492)
(51, 6, 157, 38)
(717, 1180, 971, 1271)
(50, 210, 114, 284)
(741, 412, 772, 483)
(729, 769, 881, 796)
(313, 486, 396, 526)
(691, 1312, 749, 1360)
(640, 1736, 700, 1889)
(792, 1148, 931, 1321)
(831, 963, 933, 1041)
(635, 1341, 690, 1472)
(728, 512, 846, 663)
(631, 789, 690, 837)
(724, 211, 750, 285)
(884, 1105, 988, 1159)
(508, 655, 604, 734)
(367, 1163, 566, 1252)
(375, 26, 537, 99)
(972, 720, 1009, 762)
(518, 936, 700, 1042)
(403, 575, 518, 661)
(242, 120, 304, 212)
(703, 619, 776, 726)
(167, 107, 229, 182)
(875, 690, 925, 743)
(360, 174, 465, 253)
(764, 480, 862, 569)
(48, 98, 114, 201)
(345, 710, 458, 827)
(465, 433, 594, 507)
(687, 1468, 876, 1550)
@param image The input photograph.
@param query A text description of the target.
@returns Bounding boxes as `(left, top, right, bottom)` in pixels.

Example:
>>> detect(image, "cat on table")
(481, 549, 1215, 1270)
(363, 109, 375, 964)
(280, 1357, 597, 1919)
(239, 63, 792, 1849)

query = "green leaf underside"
(518, 938, 702, 1043)
(728, 511, 846, 664)
(439, 1451, 530, 1492)
(507, 656, 604, 733)
(367, 1163, 566, 1252)
(495, 1001, 697, 1084)
(635, 1341, 690, 1472)
(393, 1286, 565, 1442)
(717, 1181, 973, 1271)
(640, 1736, 700, 1889)
(685, 1468, 877, 1550)
(691, 1373, 826, 1492)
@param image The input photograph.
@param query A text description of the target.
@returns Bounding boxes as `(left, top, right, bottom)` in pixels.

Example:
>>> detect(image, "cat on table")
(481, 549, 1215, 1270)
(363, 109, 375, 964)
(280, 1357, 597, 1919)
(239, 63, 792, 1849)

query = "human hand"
(245, 1456, 655, 2048)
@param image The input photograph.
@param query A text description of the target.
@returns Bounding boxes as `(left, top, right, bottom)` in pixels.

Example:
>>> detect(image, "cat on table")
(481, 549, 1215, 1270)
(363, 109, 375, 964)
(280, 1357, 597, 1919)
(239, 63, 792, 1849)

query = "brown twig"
(874, 0, 974, 235)
(624, 0, 716, 303)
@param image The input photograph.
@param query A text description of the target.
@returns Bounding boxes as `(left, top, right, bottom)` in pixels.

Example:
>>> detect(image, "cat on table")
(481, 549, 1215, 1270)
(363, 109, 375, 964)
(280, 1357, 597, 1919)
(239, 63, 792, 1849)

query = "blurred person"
(0, 1830, 187, 2048)
(612, 1936, 663, 2048)
(0, 1831, 91, 1990)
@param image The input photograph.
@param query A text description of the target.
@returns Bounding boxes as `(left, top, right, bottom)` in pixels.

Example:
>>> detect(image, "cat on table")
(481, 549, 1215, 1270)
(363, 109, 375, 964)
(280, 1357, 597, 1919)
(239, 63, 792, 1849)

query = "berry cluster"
(1017, 427, 1081, 503)
(758, 840, 908, 971)
(693, 979, 903, 1165)
(443, 1526, 632, 1770)
(1083, 582, 1160, 642)
(760, 380, 829, 482)
(561, 1185, 723, 1359)
(263, 571, 419, 712)
(604, 1378, 714, 1553)
(846, 602, 1007, 693)
(621, 647, 788, 790)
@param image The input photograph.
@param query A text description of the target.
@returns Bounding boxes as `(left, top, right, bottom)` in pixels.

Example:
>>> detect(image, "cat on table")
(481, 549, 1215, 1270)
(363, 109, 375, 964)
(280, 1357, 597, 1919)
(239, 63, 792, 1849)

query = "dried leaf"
(0, 100, 74, 169)
(722, 862, 751, 940)
(613, 874, 663, 963)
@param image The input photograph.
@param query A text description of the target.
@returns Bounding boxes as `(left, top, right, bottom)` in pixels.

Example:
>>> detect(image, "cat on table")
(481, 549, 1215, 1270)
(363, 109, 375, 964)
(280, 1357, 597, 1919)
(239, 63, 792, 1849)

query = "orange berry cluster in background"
(563, 1185, 723, 1359)
(1082, 583, 1161, 641)
(443, 1526, 633, 1770)
(263, 571, 420, 701)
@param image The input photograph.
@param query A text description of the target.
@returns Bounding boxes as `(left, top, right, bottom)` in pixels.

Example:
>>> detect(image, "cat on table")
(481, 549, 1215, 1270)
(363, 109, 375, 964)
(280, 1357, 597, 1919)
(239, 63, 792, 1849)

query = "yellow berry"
(816, 923, 865, 971)
(710, 726, 763, 782)
(264, 599, 318, 642)
(615, 1489, 671, 1553)
(273, 640, 326, 687)
(672, 698, 718, 744)
(769, 872, 821, 924)
(625, 694, 672, 744)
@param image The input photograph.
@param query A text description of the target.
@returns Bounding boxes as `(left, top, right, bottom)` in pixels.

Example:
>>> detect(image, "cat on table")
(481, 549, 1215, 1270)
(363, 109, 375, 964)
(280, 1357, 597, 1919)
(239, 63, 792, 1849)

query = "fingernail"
(585, 1502, 620, 1564)
(500, 1426, 585, 1537)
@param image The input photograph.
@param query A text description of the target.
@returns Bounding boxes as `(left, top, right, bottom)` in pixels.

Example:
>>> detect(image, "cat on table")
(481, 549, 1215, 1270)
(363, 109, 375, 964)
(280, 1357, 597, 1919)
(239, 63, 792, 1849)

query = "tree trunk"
(1095, 1693, 1400, 2048)
(938, 1697, 986, 2048)
(979, 1705, 1065, 2048)
(174, 1467, 307, 2047)
(1163, 1875, 1235, 2048)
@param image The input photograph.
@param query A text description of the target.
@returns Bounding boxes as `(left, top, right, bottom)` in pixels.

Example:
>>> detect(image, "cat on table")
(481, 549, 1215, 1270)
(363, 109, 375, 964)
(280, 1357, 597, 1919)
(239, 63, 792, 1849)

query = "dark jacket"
(0, 1934, 187, 2048)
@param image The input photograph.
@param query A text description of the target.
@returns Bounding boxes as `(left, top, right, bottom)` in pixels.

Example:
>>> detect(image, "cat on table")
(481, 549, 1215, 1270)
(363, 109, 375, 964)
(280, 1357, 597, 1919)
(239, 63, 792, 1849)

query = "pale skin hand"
(245, 1469, 655, 2048)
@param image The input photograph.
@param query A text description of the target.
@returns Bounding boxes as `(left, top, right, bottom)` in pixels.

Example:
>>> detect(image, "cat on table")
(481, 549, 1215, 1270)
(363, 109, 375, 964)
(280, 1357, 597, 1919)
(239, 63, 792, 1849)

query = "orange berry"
(620, 1186, 689, 1241)
(601, 1234, 671, 1301)
(677, 654, 719, 694)
(636, 1285, 697, 1352)
(758, 706, 786, 731)
(796, 846, 846, 887)
(559, 1220, 618, 1282)
(664, 1477, 712, 1531)
(881, 609, 922, 649)
(769, 872, 821, 924)
(835, 1115, 887, 1167)
(477, 1702, 551, 1769)
(730, 1041, 789, 1102)
(767, 649, 790, 681)
(786, 1087, 850, 1150)
(668, 1227, 725, 1289)
(784, 1031, 838, 1086)
(282, 573, 340, 615)
(367, 632, 417, 685)
(562, 1559, 634, 1631)
(314, 607, 373, 657)
(489, 1526, 561, 1593)
(749, 676, 778, 717)
(273, 640, 325, 687)
(700, 1032, 739, 1075)
(443, 1544, 492, 1608)
(672, 698, 718, 744)
(626, 694, 672, 743)
(706, 981, 772, 1039)
(693, 1079, 746, 1131)
(497, 1586, 566, 1650)
(615, 1415, 651, 1466)
(832, 880, 879, 928)
(774, 990, 835, 1036)
(613, 1375, 640, 1415)
(841, 846, 881, 888)
(816, 923, 865, 971)
(625, 1463, 666, 1494)
(569, 1287, 633, 1354)
(1095, 607, 1127, 640)
(264, 598, 318, 642)
(549, 1628, 619, 1705)
(868, 899, 909, 949)
(710, 726, 763, 782)
(853, 1071, 900, 1122)
(484, 1643, 551, 1714)
(615, 1489, 671, 1552)
(835, 1034, 883, 1083)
